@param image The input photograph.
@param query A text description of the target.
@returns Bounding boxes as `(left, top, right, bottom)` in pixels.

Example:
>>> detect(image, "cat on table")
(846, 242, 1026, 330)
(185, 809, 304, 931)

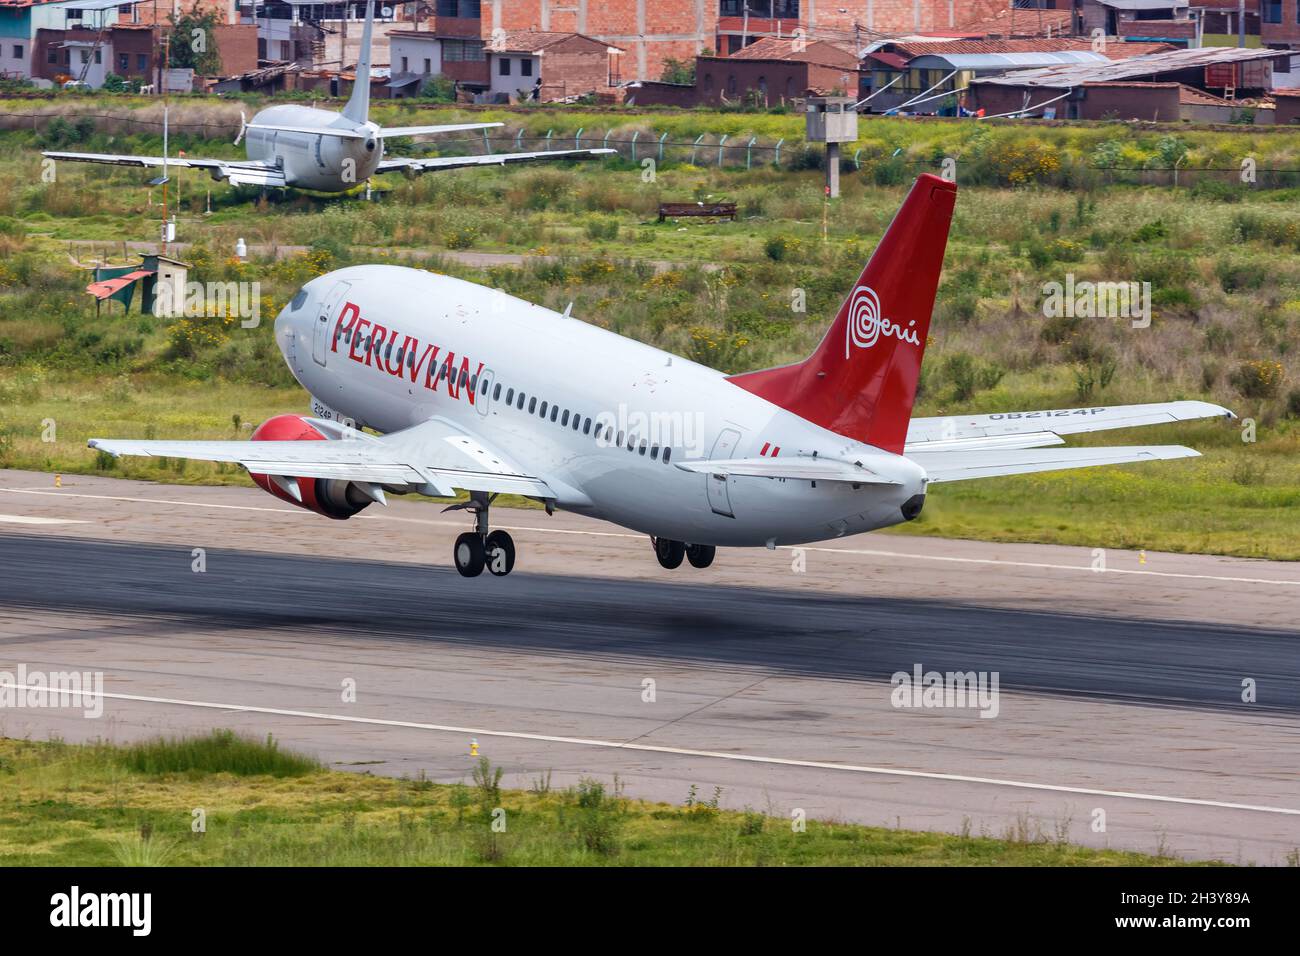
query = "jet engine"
(248, 414, 378, 520)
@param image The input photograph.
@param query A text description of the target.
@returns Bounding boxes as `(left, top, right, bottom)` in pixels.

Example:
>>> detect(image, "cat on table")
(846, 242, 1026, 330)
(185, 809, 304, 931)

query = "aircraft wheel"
(685, 543, 716, 569)
(654, 537, 685, 569)
(485, 530, 516, 577)
(454, 532, 486, 578)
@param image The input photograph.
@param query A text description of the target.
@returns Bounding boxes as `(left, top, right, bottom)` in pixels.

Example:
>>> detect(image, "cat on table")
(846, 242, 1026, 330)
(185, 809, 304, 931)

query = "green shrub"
(116, 730, 319, 777)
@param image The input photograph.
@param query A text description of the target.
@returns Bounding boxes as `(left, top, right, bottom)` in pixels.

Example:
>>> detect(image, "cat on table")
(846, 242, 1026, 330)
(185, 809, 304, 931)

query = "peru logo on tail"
(845, 284, 921, 358)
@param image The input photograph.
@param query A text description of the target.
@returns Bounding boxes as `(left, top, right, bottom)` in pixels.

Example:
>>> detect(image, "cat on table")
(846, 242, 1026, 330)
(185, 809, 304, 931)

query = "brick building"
(422, 1, 1012, 86)
(389, 25, 622, 101)
(33, 18, 254, 87)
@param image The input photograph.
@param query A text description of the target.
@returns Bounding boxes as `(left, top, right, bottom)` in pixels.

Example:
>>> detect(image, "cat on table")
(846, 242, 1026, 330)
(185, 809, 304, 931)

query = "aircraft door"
(313, 281, 351, 367)
(706, 428, 741, 518)
(475, 368, 494, 417)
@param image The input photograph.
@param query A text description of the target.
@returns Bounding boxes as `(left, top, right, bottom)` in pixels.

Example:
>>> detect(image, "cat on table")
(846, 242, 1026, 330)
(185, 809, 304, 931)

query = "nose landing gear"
(652, 538, 717, 570)
(447, 492, 516, 578)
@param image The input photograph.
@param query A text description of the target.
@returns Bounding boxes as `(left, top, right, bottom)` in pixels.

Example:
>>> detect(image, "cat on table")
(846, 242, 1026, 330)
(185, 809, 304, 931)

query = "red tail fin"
(727, 174, 956, 454)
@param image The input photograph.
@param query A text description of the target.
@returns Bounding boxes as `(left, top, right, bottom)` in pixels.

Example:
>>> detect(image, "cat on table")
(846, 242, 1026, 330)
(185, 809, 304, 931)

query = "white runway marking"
(3, 682, 1297, 817)
(3, 485, 1297, 587)
(0, 513, 87, 525)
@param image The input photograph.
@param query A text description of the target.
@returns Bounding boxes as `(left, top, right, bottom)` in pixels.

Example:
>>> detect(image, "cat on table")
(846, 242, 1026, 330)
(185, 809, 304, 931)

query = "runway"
(2, 469, 1298, 863)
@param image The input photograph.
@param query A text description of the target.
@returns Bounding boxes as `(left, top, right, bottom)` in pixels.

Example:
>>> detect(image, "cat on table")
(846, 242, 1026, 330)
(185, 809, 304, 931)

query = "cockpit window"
(290, 290, 309, 311)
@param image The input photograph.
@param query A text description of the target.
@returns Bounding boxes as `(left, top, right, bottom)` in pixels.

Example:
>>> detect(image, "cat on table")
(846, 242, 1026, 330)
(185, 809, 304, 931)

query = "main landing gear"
(652, 537, 716, 570)
(447, 492, 516, 578)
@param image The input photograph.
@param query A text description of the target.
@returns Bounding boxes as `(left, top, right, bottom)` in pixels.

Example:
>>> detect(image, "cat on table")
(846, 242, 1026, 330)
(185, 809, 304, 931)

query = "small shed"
(86, 254, 190, 316)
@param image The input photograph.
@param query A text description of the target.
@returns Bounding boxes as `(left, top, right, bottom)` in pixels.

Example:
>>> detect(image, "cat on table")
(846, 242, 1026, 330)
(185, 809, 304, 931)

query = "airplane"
(43, 0, 613, 193)
(88, 174, 1234, 577)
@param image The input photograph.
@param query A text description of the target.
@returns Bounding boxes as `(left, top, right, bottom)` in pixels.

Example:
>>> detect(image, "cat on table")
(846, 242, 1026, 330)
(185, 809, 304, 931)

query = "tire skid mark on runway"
(2, 682, 1296, 817)
(4, 485, 1297, 587)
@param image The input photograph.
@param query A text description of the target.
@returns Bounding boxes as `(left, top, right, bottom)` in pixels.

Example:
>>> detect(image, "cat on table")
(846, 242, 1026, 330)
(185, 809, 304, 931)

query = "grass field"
(0, 733, 1194, 866)
(0, 101, 1297, 558)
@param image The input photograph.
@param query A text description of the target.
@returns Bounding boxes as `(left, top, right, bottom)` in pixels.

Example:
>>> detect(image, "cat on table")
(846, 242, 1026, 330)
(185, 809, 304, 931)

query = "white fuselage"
(244, 105, 383, 192)
(274, 265, 927, 547)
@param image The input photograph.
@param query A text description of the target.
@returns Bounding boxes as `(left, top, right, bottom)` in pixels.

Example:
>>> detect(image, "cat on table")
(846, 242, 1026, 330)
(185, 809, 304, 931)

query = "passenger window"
(506, 388, 514, 404)
(540, 401, 548, 417)
(407, 352, 415, 368)
(605, 427, 614, 443)
(583, 418, 591, 435)
(529, 397, 537, 413)
(550, 406, 559, 422)
(493, 384, 502, 401)
(561, 410, 569, 426)
(459, 369, 469, 388)
(650, 446, 659, 460)
(572, 415, 580, 431)
(663, 447, 672, 463)
(616, 431, 624, 447)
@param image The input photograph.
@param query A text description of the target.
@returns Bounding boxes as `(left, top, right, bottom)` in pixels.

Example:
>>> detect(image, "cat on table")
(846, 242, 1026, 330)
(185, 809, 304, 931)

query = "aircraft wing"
(905, 400, 1234, 451)
(377, 147, 615, 175)
(89, 417, 555, 500)
(674, 457, 901, 485)
(377, 123, 504, 138)
(42, 151, 286, 188)
(909, 445, 1200, 483)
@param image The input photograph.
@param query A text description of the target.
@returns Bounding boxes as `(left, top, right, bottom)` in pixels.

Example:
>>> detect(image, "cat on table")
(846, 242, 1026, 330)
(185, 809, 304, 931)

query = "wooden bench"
(658, 201, 737, 222)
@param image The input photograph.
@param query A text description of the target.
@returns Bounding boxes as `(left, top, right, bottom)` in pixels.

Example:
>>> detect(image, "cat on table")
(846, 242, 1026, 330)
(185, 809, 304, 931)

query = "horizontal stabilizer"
(244, 123, 368, 139)
(675, 457, 901, 485)
(378, 148, 615, 176)
(377, 123, 504, 138)
(910, 445, 1200, 483)
(907, 401, 1234, 448)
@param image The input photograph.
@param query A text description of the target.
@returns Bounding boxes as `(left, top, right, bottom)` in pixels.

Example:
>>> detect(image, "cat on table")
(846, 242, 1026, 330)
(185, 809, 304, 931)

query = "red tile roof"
(491, 31, 623, 55)
(725, 36, 860, 69)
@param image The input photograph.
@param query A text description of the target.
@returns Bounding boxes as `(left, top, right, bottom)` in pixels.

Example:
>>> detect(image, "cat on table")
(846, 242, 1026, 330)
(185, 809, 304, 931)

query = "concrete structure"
(805, 94, 855, 196)
(4, 470, 1299, 866)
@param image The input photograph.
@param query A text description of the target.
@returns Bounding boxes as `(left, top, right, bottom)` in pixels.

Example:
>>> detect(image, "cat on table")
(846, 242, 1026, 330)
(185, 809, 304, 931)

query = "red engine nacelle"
(249, 414, 373, 520)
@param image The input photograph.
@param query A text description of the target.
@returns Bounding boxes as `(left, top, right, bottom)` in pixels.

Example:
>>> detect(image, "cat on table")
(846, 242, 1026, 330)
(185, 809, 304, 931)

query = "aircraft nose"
(275, 286, 312, 350)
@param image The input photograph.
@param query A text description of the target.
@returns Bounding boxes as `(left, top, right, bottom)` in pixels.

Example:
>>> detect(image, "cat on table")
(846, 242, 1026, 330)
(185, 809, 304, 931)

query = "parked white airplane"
(44, 0, 612, 192)
(89, 174, 1233, 577)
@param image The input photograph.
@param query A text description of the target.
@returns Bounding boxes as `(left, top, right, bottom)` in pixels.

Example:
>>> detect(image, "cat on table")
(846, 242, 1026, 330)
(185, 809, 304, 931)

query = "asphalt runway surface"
(1, 469, 1298, 863)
